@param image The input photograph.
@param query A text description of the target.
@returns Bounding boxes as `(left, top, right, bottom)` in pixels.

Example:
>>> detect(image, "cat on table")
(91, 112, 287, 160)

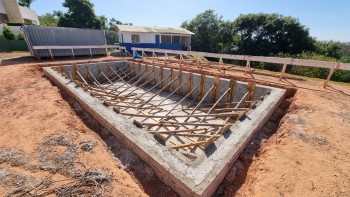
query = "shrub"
(17, 32, 25, 40)
(2, 24, 16, 40)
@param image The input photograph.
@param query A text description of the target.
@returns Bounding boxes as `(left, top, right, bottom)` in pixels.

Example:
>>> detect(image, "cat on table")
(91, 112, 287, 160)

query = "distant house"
(116, 25, 194, 53)
(0, 0, 40, 25)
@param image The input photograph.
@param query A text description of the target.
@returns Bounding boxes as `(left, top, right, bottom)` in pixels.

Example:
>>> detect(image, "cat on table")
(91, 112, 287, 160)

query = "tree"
(315, 41, 342, 59)
(107, 18, 132, 30)
(181, 10, 235, 53)
(38, 13, 59, 26)
(2, 25, 16, 40)
(57, 0, 103, 29)
(233, 13, 315, 56)
(18, 0, 35, 8)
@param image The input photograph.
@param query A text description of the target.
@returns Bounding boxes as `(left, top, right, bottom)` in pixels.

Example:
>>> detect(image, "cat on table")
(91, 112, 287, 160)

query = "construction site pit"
(44, 60, 286, 197)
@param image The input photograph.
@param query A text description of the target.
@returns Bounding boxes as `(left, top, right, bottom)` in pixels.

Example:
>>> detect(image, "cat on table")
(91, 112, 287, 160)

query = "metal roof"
(116, 25, 194, 35)
(22, 25, 107, 58)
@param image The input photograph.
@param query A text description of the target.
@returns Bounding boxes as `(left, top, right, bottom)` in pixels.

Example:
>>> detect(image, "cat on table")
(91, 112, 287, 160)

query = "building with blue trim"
(116, 25, 194, 53)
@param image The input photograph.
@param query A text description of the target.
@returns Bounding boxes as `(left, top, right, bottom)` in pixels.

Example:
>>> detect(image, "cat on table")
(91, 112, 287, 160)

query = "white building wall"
(122, 32, 156, 43)
(19, 6, 39, 25)
(0, 1, 6, 14)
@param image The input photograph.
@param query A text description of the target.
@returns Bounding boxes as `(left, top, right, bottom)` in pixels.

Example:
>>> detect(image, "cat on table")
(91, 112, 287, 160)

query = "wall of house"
(122, 32, 157, 43)
(119, 31, 191, 53)
(19, 6, 40, 25)
(1, 0, 24, 23)
(0, 1, 6, 14)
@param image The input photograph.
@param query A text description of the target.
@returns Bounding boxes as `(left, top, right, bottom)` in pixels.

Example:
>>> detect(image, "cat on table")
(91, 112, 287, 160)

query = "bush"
(2, 24, 16, 40)
(17, 32, 25, 40)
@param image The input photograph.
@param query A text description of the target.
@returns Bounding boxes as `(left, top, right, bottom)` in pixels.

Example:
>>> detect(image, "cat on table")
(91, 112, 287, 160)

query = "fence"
(0, 38, 28, 52)
(132, 47, 350, 87)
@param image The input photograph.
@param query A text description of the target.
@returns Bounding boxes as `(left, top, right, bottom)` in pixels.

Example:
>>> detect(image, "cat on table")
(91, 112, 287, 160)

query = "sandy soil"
(1, 52, 350, 196)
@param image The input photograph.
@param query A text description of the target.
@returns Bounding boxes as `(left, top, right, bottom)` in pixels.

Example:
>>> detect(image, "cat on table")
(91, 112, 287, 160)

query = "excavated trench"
(44, 61, 286, 197)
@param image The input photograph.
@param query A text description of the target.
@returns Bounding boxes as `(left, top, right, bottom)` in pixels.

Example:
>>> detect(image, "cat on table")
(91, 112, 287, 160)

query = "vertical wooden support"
(145, 63, 149, 81)
(152, 64, 156, 85)
(48, 49, 54, 60)
(71, 49, 75, 58)
(219, 58, 224, 73)
(245, 82, 256, 108)
(324, 63, 340, 88)
(188, 72, 193, 99)
(198, 74, 206, 101)
(179, 54, 183, 67)
(164, 53, 168, 64)
(89, 48, 93, 57)
(138, 62, 142, 77)
(127, 61, 130, 78)
(212, 75, 220, 103)
(245, 59, 251, 75)
(170, 68, 174, 92)
(58, 65, 64, 74)
(227, 79, 236, 103)
(177, 69, 183, 95)
(95, 64, 102, 81)
(160, 66, 164, 89)
(72, 63, 77, 80)
(132, 61, 136, 78)
(279, 64, 287, 81)
(142, 51, 145, 61)
(152, 52, 155, 64)
(106, 64, 111, 79)
(85, 66, 90, 83)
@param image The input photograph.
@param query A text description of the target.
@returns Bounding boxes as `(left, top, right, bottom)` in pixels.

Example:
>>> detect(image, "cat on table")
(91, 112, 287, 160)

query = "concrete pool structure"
(44, 60, 286, 196)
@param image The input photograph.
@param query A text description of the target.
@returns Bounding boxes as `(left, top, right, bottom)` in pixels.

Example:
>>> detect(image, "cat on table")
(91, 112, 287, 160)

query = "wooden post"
(245, 82, 256, 108)
(72, 63, 77, 79)
(177, 69, 183, 95)
(219, 58, 224, 73)
(180, 54, 183, 67)
(106, 64, 111, 79)
(89, 48, 93, 57)
(245, 59, 251, 75)
(227, 79, 236, 103)
(160, 66, 164, 88)
(95, 64, 101, 81)
(212, 75, 220, 103)
(279, 64, 287, 81)
(198, 74, 206, 101)
(324, 62, 340, 88)
(48, 49, 54, 60)
(188, 72, 193, 99)
(152, 64, 156, 85)
(71, 48, 75, 58)
(170, 68, 174, 92)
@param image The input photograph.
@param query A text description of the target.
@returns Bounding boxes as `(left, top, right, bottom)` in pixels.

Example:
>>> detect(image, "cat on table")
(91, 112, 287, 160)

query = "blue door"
(155, 35, 160, 48)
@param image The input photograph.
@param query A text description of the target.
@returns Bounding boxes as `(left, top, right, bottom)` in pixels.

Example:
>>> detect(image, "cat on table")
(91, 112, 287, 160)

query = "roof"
(116, 25, 194, 35)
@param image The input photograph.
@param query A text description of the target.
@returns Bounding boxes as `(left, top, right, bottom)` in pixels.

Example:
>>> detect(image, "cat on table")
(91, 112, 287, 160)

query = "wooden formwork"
(58, 61, 259, 157)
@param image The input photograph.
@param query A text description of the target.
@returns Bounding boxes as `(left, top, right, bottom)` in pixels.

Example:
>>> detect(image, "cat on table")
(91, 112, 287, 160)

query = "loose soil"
(1, 53, 349, 196)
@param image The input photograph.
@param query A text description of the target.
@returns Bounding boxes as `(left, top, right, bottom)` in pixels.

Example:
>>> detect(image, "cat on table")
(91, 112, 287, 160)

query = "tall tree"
(233, 13, 315, 56)
(57, 0, 103, 29)
(181, 10, 235, 53)
(18, 0, 35, 8)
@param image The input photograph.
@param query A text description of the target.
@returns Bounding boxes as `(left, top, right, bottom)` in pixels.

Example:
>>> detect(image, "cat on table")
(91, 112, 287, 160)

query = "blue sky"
(31, 0, 349, 42)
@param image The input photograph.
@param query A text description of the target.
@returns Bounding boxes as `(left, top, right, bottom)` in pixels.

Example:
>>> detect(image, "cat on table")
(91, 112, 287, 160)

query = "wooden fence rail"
(131, 47, 350, 87)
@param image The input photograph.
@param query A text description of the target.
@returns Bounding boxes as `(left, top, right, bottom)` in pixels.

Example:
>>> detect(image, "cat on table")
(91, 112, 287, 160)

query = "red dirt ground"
(1, 53, 349, 196)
